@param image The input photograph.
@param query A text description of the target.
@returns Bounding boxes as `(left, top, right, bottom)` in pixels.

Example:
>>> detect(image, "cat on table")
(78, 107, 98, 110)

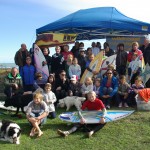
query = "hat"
(79, 47, 85, 52)
(70, 75, 78, 81)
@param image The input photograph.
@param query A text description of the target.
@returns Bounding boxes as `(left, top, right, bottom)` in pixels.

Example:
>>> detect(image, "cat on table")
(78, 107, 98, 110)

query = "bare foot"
(37, 131, 43, 138)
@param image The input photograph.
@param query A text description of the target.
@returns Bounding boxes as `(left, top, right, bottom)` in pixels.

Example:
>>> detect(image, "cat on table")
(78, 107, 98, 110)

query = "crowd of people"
(3, 37, 150, 138)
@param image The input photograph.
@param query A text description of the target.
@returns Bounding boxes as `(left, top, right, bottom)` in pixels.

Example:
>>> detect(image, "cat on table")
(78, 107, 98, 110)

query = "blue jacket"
(99, 76, 118, 97)
(21, 65, 36, 85)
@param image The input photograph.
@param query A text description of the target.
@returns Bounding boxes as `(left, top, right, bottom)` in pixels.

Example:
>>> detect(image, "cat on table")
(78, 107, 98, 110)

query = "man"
(14, 43, 30, 75)
(4, 67, 23, 98)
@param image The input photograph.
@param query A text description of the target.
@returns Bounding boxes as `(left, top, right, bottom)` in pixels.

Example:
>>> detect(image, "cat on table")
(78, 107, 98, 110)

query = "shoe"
(57, 129, 69, 137)
(87, 131, 94, 138)
(124, 103, 129, 108)
(118, 103, 122, 108)
(106, 105, 110, 109)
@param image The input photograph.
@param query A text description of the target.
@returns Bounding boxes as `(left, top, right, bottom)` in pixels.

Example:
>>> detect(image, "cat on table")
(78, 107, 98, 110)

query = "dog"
(0, 120, 21, 144)
(58, 96, 86, 111)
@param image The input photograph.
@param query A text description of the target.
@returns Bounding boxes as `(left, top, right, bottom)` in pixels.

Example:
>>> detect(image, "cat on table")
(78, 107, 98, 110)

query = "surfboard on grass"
(34, 44, 49, 81)
(80, 51, 103, 84)
(59, 110, 134, 124)
(0, 101, 17, 112)
(99, 54, 116, 77)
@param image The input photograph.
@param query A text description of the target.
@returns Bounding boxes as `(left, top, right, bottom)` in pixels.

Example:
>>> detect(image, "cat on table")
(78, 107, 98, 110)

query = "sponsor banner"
(106, 36, 145, 51)
(36, 33, 77, 47)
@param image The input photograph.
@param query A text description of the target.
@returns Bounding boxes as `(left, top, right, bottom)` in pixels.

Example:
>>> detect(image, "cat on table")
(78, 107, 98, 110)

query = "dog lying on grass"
(58, 96, 86, 111)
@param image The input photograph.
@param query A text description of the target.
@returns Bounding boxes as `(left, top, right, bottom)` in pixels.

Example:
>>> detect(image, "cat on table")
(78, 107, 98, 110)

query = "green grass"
(0, 107, 150, 150)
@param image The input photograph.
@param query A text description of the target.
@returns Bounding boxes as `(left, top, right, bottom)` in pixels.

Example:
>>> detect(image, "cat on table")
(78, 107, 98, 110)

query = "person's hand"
(99, 117, 105, 124)
(124, 93, 128, 99)
(80, 118, 86, 124)
(56, 87, 61, 90)
(13, 83, 18, 89)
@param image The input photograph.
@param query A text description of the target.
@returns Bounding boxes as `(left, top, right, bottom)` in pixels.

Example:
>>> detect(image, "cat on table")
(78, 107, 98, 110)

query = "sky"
(0, 0, 150, 63)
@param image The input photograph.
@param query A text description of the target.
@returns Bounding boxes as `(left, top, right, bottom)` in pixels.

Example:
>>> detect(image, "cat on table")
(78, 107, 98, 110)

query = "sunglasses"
(61, 74, 66, 76)
(107, 72, 112, 74)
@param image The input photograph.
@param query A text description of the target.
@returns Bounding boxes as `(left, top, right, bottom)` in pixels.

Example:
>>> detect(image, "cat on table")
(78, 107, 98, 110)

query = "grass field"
(0, 69, 150, 150)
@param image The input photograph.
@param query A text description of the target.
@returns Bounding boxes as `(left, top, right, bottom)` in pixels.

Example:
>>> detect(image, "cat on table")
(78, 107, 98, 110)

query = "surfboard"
(0, 101, 27, 112)
(141, 63, 150, 85)
(59, 110, 134, 124)
(99, 54, 116, 77)
(80, 51, 103, 84)
(34, 44, 49, 81)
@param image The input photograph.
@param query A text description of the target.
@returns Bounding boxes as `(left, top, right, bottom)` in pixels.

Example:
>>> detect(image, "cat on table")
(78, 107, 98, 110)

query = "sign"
(36, 33, 77, 47)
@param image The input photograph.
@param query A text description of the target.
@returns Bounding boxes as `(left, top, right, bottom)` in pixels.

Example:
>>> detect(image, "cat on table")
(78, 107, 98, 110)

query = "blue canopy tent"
(36, 7, 150, 40)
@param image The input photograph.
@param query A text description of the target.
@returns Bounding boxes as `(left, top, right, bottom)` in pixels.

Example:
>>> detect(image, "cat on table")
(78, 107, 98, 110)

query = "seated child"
(68, 75, 82, 96)
(93, 78, 101, 98)
(128, 76, 144, 106)
(43, 83, 57, 119)
(81, 77, 93, 97)
(57, 91, 107, 138)
(116, 75, 131, 108)
(26, 92, 49, 137)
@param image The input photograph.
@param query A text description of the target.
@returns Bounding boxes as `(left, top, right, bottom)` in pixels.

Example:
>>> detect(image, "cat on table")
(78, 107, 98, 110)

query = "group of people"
(3, 37, 150, 138)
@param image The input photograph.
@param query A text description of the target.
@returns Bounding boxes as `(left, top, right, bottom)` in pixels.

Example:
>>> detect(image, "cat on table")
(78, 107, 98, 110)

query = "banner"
(106, 36, 145, 51)
(36, 33, 77, 47)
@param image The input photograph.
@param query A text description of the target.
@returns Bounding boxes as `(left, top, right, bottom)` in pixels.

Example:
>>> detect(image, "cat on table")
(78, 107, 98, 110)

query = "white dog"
(0, 120, 21, 144)
(58, 96, 86, 111)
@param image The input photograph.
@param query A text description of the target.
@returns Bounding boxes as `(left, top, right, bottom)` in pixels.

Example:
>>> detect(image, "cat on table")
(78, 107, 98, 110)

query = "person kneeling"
(57, 91, 107, 138)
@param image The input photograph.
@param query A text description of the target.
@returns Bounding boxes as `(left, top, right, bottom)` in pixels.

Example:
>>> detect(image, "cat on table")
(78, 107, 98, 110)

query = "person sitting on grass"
(57, 91, 107, 138)
(26, 92, 49, 138)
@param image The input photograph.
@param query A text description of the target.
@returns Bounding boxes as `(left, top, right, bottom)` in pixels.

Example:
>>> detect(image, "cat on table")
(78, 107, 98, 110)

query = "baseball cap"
(70, 75, 78, 81)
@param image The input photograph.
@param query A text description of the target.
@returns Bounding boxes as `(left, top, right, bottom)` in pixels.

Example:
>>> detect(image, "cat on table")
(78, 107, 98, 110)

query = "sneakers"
(106, 105, 110, 109)
(57, 129, 69, 137)
(118, 103, 122, 108)
(124, 103, 129, 108)
(87, 131, 94, 138)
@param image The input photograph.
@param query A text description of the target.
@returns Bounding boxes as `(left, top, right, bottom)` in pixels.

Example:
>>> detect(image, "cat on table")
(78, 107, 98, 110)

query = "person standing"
(14, 43, 30, 75)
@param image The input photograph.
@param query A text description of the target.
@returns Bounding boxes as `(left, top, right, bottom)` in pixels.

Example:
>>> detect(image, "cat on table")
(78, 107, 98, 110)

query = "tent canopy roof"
(36, 7, 150, 40)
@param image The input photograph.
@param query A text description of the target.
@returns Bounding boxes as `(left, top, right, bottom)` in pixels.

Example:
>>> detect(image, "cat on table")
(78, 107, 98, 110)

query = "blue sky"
(0, 0, 150, 63)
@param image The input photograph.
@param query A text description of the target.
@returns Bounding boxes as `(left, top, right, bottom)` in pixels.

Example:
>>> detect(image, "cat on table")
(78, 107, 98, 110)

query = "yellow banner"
(36, 33, 77, 47)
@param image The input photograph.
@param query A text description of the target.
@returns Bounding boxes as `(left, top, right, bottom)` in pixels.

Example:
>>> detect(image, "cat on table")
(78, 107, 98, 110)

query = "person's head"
(89, 54, 94, 61)
(79, 47, 85, 56)
(33, 92, 43, 104)
(104, 42, 109, 49)
(87, 91, 96, 102)
(44, 83, 52, 93)
(55, 46, 61, 54)
(21, 43, 27, 51)
(47, 74, 55, 84)
(132, 42, 139, 51)
(59, 70, 66, 79)
(96, 42, 101, 48)
(94, 78, 101, 87)
(117, 43, 124, 51)
(75, 41, 79, 48)
(108, 64, 115, 70)
(63, 45, 69, 52)
(119, 75, 126, 84)
(86, 47, 92, 55)
(70, 75, 78, 84)
(11, 67, 18, 77)
(85, 77, 93, 85)
(106, 69, 113, 78)
(79, 42, 84, 48)
(72, 58, 78, 65)
(144, 37, 150, 46)
(42, 48, 50, 56)
(134, 76, 142, 85)
(91, 42, 96, 47)
(26, 56, 32, 65)
(35, 72, 42, 80)
(67, 54, 73, 61)
(132, 52, 138, 60)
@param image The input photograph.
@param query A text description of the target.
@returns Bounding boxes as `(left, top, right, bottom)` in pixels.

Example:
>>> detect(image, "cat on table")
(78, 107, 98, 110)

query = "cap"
(70, 75, 78, 81)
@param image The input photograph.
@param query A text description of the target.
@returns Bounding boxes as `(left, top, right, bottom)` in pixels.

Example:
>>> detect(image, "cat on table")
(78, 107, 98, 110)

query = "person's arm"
(78, 111, 86, 124)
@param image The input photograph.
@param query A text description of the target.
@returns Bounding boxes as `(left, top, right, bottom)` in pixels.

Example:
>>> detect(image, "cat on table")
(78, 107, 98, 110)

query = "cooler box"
(136, 98, 150, 111)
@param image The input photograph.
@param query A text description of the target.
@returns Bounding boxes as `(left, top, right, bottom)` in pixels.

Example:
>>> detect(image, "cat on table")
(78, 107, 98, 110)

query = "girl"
(26, 92, 49, 137)
(81, 77, 93, 97)
(43, 83, 57, 119)
(93, 78, 101, 98)
(69, 58, 81, 80)
(47, 74, 55, 92)
(116, 75, 131, 108)
(65, 54, 73, 79)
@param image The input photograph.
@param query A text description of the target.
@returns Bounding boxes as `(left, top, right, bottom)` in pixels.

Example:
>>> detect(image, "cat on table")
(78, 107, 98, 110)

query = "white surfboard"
(141, 63, 150, 85)
(34, 44, 49, 81)
(100, 54, 116, 77)
(59, 110, 134, 124)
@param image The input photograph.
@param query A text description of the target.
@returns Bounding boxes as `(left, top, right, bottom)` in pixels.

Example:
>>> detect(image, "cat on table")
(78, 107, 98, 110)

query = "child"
(43, 83, 57, 119)
(57, 91, 107, 138)
(69, 58, 81, 80)
(128, 53, 142, 85)
(26, 92, 49, 137)
(65, 54, 73, 79)
(81, 77, 93, 97)
(116, 75, 131, 108)
(68, 75, 82, 96)
(93, 78, 101, 98)
(47, 74, 55, 92)
(128, 76, 144, 106)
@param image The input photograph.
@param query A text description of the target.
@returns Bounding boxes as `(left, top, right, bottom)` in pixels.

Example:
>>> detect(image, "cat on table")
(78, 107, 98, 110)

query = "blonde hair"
(108, 64, 115, 70)
(33, 92, 43, 101)
(44, 83, 52, 89)
(87, 91, 96, 97)
(85, 77, 93, 85)
(132, 42, 139, 48)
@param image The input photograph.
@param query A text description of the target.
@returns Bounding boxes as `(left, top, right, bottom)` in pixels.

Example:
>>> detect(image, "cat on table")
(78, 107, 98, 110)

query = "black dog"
(4, 94, 33, 115)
